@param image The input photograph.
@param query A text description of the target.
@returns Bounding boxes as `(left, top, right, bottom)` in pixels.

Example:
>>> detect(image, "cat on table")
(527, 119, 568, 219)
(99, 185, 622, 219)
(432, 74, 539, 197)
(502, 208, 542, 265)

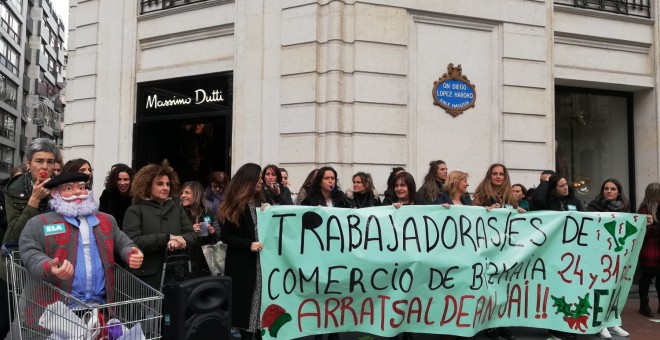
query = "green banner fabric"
(256, 205, 646, 339)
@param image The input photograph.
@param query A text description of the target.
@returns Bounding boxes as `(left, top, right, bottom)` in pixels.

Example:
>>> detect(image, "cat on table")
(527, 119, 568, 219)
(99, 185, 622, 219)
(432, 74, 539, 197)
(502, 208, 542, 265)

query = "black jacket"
(99, 189, 132, 229)
(531, 181, 583, 212)
(346, 190, 381, 208)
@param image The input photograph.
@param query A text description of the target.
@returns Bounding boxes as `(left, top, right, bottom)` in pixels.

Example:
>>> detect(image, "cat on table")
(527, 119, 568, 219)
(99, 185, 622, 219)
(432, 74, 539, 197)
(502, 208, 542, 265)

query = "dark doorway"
(134, 73, 233, 186)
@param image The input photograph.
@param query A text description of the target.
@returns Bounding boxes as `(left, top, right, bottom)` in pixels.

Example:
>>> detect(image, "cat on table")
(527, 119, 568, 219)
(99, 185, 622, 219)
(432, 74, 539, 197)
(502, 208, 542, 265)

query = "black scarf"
(22, 170, 50, 213)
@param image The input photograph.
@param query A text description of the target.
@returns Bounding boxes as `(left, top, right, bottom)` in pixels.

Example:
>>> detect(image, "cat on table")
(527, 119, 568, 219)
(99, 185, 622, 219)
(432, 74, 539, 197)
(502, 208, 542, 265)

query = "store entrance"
(133, 115, 231, 186)
(133, 72, 233, 186)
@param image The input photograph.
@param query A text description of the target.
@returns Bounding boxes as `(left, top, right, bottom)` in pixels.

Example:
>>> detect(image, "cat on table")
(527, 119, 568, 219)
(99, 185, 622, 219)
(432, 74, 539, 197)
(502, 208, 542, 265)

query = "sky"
(51, 0, 69, 44)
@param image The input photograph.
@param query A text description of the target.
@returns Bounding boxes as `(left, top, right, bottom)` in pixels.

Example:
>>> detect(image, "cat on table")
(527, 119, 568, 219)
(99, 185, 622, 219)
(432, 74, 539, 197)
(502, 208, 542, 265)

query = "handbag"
(201, 241, 227, 276)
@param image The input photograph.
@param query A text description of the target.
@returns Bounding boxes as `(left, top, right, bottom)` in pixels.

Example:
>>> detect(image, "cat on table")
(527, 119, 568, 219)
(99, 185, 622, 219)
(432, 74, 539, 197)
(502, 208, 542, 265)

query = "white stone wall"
(64, 0, 659, 202)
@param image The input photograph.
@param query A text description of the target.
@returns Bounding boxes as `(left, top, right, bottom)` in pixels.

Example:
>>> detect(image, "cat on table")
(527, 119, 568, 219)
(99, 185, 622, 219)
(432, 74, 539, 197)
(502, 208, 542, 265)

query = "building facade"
(65, 0, 659, 206)
(0, 0, 66, 180)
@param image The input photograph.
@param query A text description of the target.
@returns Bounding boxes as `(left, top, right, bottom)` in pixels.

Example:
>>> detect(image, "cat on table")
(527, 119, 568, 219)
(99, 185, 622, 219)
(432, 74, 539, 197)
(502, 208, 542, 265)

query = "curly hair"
(444, 171, 469, 197)
(104, 164, 135, 192)
(130, 160, 180, 203)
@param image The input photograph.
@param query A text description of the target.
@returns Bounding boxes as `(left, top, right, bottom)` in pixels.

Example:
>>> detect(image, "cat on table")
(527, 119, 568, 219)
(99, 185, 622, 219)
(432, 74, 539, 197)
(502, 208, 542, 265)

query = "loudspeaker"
(162, 276, 232, 340)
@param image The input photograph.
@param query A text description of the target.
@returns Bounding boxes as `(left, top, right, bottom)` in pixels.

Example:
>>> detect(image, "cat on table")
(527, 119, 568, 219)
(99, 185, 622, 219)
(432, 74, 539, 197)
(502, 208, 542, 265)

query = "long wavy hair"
(130, 160, 180, 203)
(262, 164, 283, 184)
(353, 172, 376, 193)
(421, 160, 446, 202)
(218, 163, 263, 225)
(639, 183, 660, 222)
(104, 164, 135, 194)
(473, 163, 516, 207)
(593, 178, 631, 212)
(305, 166, 346, 205)
(444, 171, 469, 197)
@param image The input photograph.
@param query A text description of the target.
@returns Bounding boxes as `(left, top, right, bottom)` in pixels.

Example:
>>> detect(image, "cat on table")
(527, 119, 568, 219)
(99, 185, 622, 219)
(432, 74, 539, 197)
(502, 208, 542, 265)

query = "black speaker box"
(162, 276, 232, 340)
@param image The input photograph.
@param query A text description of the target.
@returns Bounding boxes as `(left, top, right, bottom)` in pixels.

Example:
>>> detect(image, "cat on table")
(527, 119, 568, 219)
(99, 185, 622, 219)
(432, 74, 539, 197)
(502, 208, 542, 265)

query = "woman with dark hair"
(261, 164, 293, 205)
(586, 179, 631, 338)
(382, 171, 416, 207)
(219, 163, 265, 340)
(383, 166, 405, 204)
(586, 179, 630, 213)
(473, 163, 520, 211)
(295, 168, 318, 205)
(531, 174, 583, 212)
(205, 171, 229, 216)
(439, 171, 472, 206)
(346, 172, 381, 208)
(181, 181, 216, 277)
(637, 183, 660, 318)
(512, 183, 529, 210)
(122, 160, 196, 288)
(99, 164, 135, 230)
(301, 166, 353, 208)
(416, 160, 447, 205)
(63, 158, 93, 189)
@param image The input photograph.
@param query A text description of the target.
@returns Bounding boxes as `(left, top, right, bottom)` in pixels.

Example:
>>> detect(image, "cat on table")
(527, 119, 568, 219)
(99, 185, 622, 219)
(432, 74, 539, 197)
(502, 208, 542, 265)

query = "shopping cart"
(5, 251, 164, 340)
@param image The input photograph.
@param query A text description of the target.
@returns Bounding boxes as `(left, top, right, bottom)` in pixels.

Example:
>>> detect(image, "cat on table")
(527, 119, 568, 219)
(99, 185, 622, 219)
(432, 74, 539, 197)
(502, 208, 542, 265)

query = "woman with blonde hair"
(180, 181, 217, 277)
(123, 160, 196, 288)
(219, 163, 265, 340)
(440, 171, 472, 206)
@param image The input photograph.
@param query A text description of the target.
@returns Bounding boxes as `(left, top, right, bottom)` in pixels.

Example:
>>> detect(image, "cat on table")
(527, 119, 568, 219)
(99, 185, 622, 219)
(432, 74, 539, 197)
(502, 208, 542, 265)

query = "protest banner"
(256, 205, 646, 339)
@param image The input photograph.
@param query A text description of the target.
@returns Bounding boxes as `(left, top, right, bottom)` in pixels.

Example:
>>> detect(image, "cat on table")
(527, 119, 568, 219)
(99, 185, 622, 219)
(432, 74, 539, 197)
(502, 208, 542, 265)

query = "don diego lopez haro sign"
(432, 63, 476, 117)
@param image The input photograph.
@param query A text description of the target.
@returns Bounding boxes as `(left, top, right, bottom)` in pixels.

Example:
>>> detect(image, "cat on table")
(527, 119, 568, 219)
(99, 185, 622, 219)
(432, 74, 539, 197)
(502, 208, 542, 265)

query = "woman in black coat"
(531, 174, 583, 212)
(586, 179, 631, 338)
(99, 164, 135, 230)
(301, 166, 353, 208)
(261, 164, 293, 205)
(346, 172, 381, 208)
(219, 163, 265, 340)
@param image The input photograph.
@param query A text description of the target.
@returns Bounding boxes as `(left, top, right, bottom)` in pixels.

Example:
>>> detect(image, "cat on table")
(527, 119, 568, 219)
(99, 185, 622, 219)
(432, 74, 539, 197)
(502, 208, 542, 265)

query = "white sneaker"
(598, 328, 612, 339)
(608, 326, 629, 337)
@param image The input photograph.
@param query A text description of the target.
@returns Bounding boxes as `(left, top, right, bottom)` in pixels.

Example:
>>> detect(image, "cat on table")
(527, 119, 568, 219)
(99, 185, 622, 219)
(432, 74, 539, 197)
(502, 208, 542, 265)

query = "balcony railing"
(139, 0, 210, 15)
(554, 0, 651, 18)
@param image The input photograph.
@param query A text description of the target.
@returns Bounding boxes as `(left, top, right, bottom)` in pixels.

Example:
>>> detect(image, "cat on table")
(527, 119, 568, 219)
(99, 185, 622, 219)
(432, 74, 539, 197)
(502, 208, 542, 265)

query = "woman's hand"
(192, 222, 201, 233)
(167, 235, 187, 251)
(250, 242, 263, 252)
(646, 214, 654, 225)
(441, 203, 450, 209)
(260, 203, 271, 211)
(208, 225, 215, 235)
(393, 203, 402, 209)
(28, 177, 51, 208)
(485, 203, 501, 212)
(270, 183, 281, 196)
(517, 207, 526, 213)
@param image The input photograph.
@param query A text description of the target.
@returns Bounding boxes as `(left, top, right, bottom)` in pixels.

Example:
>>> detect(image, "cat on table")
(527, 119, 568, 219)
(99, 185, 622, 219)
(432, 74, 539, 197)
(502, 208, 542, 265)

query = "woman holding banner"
(472, 164, 516, 340)
(382, 171, 417, 207)
(585, 179, 631, 338)
(637, 183, 660, 318)
(439, 170, 472, 206)
(219, 163, 265, 340)
(416, 160, 448, 205)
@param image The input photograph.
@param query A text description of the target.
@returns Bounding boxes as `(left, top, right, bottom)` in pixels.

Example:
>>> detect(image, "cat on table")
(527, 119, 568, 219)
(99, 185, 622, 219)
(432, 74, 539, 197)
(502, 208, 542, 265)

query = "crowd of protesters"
(0, 139, 658, 340)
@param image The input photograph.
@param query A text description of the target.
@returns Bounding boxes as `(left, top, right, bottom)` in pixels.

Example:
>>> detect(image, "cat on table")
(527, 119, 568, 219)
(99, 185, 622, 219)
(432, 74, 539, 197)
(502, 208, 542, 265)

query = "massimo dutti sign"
(136, 72, 233, 120)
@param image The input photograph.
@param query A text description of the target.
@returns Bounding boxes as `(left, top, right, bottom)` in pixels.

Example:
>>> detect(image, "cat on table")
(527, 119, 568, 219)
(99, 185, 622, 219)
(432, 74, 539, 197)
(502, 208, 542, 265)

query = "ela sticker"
(43, 224, 66, 236)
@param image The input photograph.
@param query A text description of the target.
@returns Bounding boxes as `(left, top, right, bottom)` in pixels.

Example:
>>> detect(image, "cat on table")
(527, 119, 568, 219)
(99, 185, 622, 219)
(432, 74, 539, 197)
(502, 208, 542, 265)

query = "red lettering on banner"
(440, 295, 457, 326)
(298, 299, 321, 331)
(341, 297, 357, 326)
(360, 298, 374, 325)
(457, 295, 474, 328)
(390, 300, 407, 328)
(324, 298, 341, 327)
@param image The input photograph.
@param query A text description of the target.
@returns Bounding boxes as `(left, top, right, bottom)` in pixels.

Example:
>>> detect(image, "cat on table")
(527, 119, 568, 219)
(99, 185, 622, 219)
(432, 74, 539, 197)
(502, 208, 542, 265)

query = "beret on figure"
(44, 172, 90, 189)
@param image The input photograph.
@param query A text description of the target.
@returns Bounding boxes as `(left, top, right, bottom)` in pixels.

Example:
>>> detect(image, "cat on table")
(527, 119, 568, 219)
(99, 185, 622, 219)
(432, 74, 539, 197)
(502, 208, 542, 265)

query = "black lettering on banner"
(300, 267, 319, 294)
(424, 215, 440, 252)
(347, 214, 362, 252)
(387, 215, 399, 251)
(563, 216, 592, 246)
(499, 212, 513, 251)
(474, 217, 488, 248)
(372, 268, 388, 290)
(459, 214, 477, 251)
(327, 215, 345, 253)
(273, 213, 297, 255)
(365, 215, 384, 251)
(529, 217, 546, 246)
(325, 265, 347, 294)
(428, 266, 459, 290)
(301, 211, 324, 254)
(487, 217, 501, 246)
(403, 217, 421, 252)
(268, 268, 280, 299)
(508, 217, 525, 248)
(349, 267, 366, 293)
(441, 216, 458, 249)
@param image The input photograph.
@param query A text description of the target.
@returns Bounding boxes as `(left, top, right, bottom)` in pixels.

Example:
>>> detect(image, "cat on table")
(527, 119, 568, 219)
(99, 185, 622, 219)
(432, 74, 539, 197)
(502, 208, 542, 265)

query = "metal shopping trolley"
(5, 251, 164, 340)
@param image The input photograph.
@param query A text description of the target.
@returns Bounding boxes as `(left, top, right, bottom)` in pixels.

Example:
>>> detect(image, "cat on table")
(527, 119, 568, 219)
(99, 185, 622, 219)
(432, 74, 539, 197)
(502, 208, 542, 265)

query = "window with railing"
(0, 4, 21, 44)
(0, 144, 14, 173)
(554, 0, 651, 18)
(0, 39, 18, 76)
(0, 74, 18, 108)
(139, 0, 211, 15)
(0, 108, 15, 141)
